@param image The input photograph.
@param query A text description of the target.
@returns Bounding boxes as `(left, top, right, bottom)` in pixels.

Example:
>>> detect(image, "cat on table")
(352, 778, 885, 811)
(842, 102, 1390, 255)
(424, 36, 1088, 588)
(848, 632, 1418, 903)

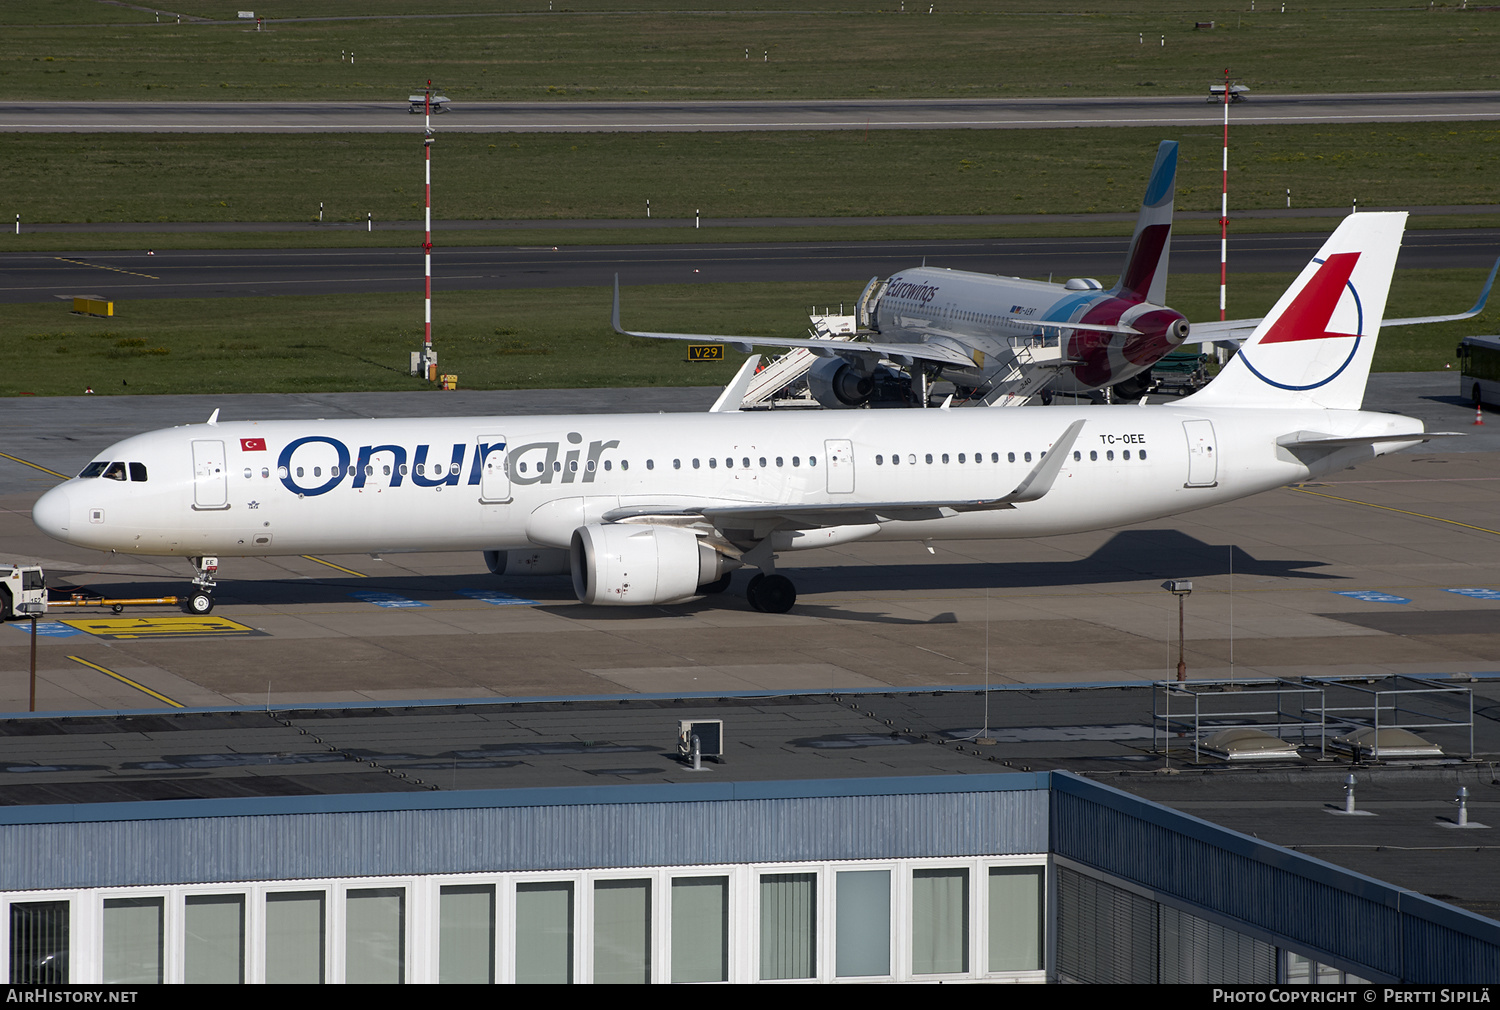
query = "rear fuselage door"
(1183, 420, 1218, 488)
(191, 439, 229, 509)
(478, 435, 511, 503)
(824, 439, 855, 494)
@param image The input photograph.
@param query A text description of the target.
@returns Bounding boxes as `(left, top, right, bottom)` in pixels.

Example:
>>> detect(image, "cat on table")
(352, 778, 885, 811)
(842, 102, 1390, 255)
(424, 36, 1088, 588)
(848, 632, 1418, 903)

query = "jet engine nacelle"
(570, 524, 739, 606)
(807, 357, 873, 408)
(484, 548, 571, 576)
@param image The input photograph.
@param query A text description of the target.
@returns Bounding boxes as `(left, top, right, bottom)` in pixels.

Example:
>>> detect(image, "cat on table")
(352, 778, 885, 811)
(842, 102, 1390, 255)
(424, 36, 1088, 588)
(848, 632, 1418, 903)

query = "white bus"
(1457, 335, 1500, 409)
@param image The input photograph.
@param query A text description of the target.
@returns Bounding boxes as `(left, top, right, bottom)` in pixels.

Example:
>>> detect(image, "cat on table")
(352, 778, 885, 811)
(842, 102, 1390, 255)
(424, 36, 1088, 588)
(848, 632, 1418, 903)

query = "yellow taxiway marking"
(59, 615, 260, 639)
(67, 655, 184, 709)
(300, 555, 368, 577)
(0, 452, 68, 480)
(54, 256, 159, 280)
(1290, 486, 1500, 537)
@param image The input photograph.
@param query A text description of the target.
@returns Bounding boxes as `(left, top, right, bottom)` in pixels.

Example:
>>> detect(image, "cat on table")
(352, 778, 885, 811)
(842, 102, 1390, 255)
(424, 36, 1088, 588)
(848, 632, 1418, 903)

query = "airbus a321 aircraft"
(29, 213, 1430, 616)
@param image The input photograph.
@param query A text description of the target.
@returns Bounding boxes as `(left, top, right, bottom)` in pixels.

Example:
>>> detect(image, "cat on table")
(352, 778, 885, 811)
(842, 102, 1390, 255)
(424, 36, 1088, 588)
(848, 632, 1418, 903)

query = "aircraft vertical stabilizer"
(1183, 211, 1407, 411)
(1113, 140, 1178, 305)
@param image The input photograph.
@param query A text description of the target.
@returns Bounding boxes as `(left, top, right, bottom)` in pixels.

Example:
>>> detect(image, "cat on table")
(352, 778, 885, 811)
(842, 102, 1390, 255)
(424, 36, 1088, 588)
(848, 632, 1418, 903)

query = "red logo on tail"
(1259, 253, 1362, 344)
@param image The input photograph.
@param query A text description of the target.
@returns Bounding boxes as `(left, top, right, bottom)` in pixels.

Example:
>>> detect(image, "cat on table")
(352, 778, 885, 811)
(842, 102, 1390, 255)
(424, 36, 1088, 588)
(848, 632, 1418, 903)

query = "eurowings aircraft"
(29, 213, 1431, 616)
(620, 140, 1188, 408)
(618, 142, 1497, 409)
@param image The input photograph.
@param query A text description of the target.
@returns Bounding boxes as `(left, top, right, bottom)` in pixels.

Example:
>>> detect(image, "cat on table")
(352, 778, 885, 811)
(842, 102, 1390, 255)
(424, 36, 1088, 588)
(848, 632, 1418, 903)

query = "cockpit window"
(79, 461, 109, 478)
(129, 462, 148, 482)
(102, 462, 127, 481)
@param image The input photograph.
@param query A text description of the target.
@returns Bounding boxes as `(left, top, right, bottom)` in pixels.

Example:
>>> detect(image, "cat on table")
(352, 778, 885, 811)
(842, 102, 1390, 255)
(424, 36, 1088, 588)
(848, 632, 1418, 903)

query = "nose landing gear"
(186, 556, 218, 615)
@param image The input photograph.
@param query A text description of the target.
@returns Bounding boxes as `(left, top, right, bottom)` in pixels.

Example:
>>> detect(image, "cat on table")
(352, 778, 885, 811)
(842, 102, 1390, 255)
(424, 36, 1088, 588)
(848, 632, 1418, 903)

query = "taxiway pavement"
(5, 92, 1499, 133)
(4, 229, 1497, 303)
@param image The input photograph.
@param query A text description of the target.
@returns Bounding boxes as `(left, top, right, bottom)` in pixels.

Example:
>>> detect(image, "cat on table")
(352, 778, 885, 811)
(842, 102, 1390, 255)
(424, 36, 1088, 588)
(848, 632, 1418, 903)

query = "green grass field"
(7, 2, 1498, 102)
(2, 268, 1490, 398)
(5, 123, 1498, 231)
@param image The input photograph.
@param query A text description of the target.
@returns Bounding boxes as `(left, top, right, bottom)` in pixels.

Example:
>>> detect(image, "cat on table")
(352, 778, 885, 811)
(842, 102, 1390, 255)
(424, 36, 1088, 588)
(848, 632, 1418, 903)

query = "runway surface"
(5, 92, 1500, 133)
(4, 228, 1497, 303)
(2, 374, 1498, 713)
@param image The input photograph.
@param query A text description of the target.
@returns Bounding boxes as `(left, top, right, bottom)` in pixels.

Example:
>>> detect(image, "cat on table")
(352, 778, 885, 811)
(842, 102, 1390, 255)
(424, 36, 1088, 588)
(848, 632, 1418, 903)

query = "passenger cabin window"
(129, 462, 148, 482)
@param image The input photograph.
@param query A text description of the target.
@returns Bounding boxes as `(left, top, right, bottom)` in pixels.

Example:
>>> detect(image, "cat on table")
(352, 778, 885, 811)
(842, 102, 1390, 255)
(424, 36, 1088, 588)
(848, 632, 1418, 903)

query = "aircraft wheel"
(699, 572, 733, 595)
(187, 592, 214, 615)
(745, 572, 765, 609)
(748, 574, 797, 614)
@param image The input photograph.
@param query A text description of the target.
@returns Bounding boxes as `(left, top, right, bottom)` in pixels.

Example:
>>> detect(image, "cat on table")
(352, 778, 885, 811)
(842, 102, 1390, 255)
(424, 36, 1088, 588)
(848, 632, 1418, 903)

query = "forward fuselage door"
(825, 439, 855, 494)
(1183, 420, 1218, 488)
(191, 439, 229, 510)
(477, 434, 511, 504)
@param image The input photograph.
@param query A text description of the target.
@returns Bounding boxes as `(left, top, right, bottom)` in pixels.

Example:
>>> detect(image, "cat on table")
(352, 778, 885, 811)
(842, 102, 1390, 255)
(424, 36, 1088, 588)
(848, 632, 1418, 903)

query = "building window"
(760, 873, 816, 981)
(671, 876, 728, 983)
(988, 866, 1044, 972)
(516, 881, 573, 984)
(9, 901, 68, 984)
(346, 887, 404, 983)
(836, 869, 890, 978)
(185, 894, 244, 984)
(439, 885, 494, 984)
(266, 891, 325, 984)
(594, 879, 651, 984)
(103, 896, 163, 984)
(912, 868, 968, 974)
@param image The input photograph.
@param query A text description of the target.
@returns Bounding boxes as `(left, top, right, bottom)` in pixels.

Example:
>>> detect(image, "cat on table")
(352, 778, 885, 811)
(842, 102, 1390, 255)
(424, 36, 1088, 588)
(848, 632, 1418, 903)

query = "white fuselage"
(32, 403, 1422, 561)
(872, 266, 1187, 394)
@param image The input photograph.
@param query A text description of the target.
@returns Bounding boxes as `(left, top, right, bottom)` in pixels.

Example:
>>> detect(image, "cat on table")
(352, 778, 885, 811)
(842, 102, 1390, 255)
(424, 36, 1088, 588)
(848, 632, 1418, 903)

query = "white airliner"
(28, 213, 1430, 617)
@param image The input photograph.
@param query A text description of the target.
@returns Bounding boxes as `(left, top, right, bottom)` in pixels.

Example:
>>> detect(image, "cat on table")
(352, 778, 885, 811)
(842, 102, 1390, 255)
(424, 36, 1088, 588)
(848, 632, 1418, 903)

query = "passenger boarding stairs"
(983, 338, 1070, 407)
(740, 312, 860, 408)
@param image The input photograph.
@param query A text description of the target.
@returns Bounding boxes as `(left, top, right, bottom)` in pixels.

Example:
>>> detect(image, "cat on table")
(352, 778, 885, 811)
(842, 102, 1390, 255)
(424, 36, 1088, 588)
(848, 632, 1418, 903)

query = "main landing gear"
(186, 555, 218, 615)
(746, 572, 797, 614)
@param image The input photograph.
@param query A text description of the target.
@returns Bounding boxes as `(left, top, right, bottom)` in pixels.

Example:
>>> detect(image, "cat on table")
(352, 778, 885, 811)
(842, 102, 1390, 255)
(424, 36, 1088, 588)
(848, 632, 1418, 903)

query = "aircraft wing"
(1183, 256, 1499, 344)
(612, 279, 977, 368)
(600, 420, 1087, 531)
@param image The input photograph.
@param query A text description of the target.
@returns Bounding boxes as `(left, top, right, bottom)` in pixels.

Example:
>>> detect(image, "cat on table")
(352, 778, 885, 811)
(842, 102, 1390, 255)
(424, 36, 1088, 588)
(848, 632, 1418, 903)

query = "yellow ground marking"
(0, 452, 68, 480)
(59, 615, 259, 639)
(1289, 486, 1500, 537)
(67, 655, 184, 709)
(300, 555, 368, 577)
(54, 256, 159, 280)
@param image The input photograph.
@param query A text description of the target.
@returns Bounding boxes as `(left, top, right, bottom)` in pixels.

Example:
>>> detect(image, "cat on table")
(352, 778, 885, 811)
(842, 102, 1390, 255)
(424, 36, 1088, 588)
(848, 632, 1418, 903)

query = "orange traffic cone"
(1476, 403, 1485, 426)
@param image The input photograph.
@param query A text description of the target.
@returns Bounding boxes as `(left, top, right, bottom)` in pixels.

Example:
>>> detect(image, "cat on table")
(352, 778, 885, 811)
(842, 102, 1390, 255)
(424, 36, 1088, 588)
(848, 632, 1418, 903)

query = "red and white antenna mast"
(422, 79, 435, 381)
(1219, 68, 1231, 323)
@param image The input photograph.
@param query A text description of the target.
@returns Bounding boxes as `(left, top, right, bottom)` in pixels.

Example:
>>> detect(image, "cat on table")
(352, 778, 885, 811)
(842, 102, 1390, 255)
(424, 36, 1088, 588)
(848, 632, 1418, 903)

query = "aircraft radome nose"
(31, 484, 73, 543)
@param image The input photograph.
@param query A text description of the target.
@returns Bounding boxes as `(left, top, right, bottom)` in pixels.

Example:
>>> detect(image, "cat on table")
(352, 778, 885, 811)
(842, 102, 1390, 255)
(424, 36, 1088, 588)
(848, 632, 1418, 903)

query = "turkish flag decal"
(240, 438, 267, 452)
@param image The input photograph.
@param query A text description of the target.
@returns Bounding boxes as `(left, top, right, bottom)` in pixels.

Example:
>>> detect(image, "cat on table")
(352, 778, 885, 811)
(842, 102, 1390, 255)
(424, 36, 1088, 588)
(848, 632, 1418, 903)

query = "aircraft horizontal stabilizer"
(1276, 430, 1438, 449)
(1184, 255, 1499, 345)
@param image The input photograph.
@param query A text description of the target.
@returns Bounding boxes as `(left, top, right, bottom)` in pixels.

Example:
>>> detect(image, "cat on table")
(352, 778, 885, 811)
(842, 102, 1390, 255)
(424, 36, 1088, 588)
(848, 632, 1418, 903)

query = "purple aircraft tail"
(1112, 140, 1177, 305)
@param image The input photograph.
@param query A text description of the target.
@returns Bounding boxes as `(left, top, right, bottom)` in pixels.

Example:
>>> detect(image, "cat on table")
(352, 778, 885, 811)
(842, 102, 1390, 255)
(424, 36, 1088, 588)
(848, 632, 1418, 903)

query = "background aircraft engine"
(484, 548, 571, 576)
(570, 524, 738, 606)
(807, 358, 873, 408)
